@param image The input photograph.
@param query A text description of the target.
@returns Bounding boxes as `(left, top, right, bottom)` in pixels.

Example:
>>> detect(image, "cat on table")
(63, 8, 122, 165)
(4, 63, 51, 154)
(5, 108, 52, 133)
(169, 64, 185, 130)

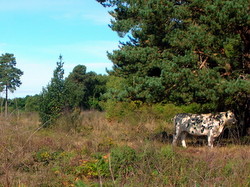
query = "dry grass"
(0, 111, 249, 186)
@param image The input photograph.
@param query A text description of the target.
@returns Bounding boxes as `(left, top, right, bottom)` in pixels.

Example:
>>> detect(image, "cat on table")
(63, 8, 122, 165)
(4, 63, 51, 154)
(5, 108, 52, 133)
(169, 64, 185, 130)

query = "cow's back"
(174, 113, 192, 126)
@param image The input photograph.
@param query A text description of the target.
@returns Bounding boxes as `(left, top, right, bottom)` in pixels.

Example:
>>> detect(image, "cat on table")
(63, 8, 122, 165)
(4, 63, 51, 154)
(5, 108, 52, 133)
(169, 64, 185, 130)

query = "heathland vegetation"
(0, 0, 249, 186)
(0, 110, 249, 186)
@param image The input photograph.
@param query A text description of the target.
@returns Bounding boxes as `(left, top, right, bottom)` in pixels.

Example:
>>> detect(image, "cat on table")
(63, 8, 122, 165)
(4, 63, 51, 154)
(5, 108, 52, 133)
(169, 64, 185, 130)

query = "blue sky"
(0, 0, 122, 98)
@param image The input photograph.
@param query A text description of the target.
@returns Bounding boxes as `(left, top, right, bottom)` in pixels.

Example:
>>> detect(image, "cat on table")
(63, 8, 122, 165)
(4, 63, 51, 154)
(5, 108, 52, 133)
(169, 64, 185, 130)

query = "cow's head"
(225, 111, 237, 124)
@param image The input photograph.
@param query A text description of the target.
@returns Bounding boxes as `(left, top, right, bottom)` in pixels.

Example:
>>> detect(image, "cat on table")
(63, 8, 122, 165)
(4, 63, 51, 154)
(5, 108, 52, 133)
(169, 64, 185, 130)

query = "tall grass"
(0, 110, 249, 186)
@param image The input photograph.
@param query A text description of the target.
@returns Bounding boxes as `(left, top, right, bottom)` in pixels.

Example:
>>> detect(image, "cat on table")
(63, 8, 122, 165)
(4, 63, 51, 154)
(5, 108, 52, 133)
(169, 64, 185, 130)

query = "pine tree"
(98, 0, 250, 134)
(0, 53, 23, 117)
(39, 55, 65, 126)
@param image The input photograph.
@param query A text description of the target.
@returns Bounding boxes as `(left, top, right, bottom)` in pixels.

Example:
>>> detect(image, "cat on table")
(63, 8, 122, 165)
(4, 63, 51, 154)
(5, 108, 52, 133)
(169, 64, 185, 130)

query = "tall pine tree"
(0, 53, 23, 117)
(98, 0, 250, 135)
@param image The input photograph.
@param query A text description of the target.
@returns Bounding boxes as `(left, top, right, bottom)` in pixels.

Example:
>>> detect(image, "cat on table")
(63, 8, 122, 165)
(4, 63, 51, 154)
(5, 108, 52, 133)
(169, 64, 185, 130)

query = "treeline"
(2, 56, 109, 122)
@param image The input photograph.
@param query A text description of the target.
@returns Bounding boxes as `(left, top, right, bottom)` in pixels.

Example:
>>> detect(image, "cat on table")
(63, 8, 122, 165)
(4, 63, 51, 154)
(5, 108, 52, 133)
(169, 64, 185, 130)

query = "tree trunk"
(5, 85, 8, 117)
(234, 93, 250, 137)
(239, 26, 250, 74)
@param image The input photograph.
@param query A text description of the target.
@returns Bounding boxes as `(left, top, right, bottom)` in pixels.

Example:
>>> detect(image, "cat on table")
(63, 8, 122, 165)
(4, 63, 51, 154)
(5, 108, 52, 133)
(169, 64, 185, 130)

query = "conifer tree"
(98, 0, 250, 135)
(0, 53, 23, 116)
(39, 55, 65, 126)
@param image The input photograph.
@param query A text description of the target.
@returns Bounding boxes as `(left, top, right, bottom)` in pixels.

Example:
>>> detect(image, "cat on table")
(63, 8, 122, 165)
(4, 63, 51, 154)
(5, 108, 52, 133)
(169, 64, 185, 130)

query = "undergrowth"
(0, 110, 249, 186)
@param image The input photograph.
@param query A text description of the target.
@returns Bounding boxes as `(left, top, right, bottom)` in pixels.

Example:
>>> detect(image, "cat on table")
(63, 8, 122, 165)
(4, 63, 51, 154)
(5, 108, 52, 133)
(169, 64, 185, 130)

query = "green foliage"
(223, 161, 234, 177)
(30, 142, 250, 186)
(74, 153, 110, 178)
(150, 103, 183, 122)
(102, 75, 128, 101)
(7, 97, 26, 112)
(74, 180, 88, 187)
(2, 111, 249, 186)
(103, 100, 138, 121)
(110, 146, 138, 178)
(103, 101, 214, 125)
(98, 0, 250, 134)
(0, 53, 23, 93)
(64, 65, 107, 110)
(24, 95, 41, 112)
(34, 149, 62, 165)
(4, 95, 41, 113)
(160, 145, 176, 159)
(38, 60, 108, 128)
(39, 55, 66, 127)
(0, 53, 23, 116)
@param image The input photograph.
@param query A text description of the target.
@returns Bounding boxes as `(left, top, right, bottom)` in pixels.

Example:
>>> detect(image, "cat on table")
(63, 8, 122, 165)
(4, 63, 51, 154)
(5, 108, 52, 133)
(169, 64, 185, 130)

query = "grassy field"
(0, 111, 249, 186)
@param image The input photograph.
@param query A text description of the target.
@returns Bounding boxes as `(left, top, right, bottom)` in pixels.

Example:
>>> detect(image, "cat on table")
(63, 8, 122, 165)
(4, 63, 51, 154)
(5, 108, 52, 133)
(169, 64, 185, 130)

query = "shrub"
(34, 149, 65, 165)
(74, 153, 110, 179)
(160, 145, 176, 159)
(110, 146, 138, 178)
(150, 103, 183, 122)
(104, 100, 139, 122)
(103, 101, 184, 123)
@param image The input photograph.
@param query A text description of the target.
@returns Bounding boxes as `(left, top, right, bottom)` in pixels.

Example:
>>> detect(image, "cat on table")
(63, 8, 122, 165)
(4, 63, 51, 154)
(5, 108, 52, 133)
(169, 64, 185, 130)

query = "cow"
(172, 111, 236, 148)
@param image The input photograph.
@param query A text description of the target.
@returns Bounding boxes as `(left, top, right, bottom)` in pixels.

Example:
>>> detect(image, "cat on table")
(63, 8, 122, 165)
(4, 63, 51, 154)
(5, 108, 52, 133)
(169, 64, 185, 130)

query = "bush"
(103, 100, 139, 122)
(103, 101, 186, 133)
(149, 103, 183, 122)
(25, 95, 41, 112)
(110, 146, 138, 178)
(74, 153, 110, 179)
(160, 145, 176, 159)
(34, 149, 67, 165)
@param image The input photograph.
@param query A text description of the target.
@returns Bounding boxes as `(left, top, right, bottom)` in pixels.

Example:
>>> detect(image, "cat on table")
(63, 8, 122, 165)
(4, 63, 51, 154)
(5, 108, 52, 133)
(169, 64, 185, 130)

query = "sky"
(0, 0, 123, 98)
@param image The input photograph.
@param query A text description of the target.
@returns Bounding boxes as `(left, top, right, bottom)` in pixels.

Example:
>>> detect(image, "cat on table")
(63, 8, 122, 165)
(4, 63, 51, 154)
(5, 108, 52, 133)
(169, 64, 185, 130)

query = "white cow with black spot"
(172, 111, 236, 148)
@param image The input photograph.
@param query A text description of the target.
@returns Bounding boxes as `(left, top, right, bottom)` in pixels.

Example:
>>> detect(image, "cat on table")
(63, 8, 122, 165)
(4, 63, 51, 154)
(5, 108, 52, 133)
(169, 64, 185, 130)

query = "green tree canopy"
(0, 53, 23, 116)
(25, 95, 41, 112)
(65, 65, 107, 110)
(98, 0, 250, 134)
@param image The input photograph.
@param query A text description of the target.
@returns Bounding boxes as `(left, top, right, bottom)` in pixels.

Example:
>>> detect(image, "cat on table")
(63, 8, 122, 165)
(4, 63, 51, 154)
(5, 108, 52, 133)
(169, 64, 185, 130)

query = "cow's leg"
(172, 126, 180, 146)
(207, 134, 214, 148)
(181, 132, 187, 148)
